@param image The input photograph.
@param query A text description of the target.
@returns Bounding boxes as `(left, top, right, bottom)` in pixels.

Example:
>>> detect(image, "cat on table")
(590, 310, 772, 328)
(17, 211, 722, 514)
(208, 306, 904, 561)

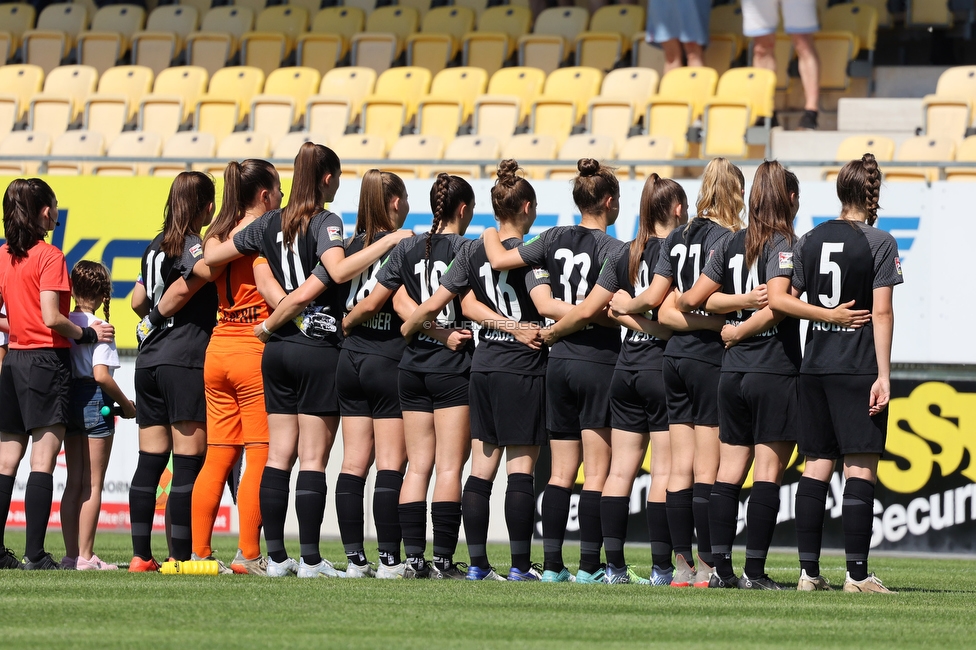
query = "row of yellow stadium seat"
(825, 134, 976, 182)
(923, 66, 976, 142)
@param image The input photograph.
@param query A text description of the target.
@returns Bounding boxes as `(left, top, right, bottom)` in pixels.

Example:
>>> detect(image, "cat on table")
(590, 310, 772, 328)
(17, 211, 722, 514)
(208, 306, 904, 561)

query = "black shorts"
(610, 368, 669, 434)
(337, 349, 401, 419)
(663, 356, 720, 426)
(469, 371, 547, 447)
(398, 369, 469, 413)
(546, 357, 613, 438)
(798, 373, 887, 460)
(718, 372, 797, 447)
(0, 348, 70, 434)
(135, 364, 206, 426)
(261, 339, 340, 416)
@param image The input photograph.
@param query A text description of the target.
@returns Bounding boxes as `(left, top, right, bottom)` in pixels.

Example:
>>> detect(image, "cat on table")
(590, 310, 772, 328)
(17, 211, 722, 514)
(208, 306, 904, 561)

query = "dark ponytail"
(836, 152, 882, 226)
(630, 173, 686, 285)
(2, 178, 56, 259)
(205, 159, 278, 245)
(490, 159, 535, 222)
(161, 171, 215, 258)
(282, 141, 341, 247)
(426, 173, 473, 282)
(357, 169, 405, 246)
(746, 160, 795, 268)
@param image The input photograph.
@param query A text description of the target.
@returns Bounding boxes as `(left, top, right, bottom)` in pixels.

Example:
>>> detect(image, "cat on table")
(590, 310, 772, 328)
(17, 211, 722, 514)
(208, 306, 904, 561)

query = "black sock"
(708, 482, 741, 580)
(335, 473, 367, 566)
(462, 476, 493, 569)
(692, 482, 713, 567)
(666, 488, 694, 565)
(129, 451, 169, 561)
(844, 477, 875, 581)
(0, 473, 14, 549)
(295, 471, 326, 565)
(168, 454, 202, 561)
(601, 496, 629, 569)
(373, 470, 403, 566)
(795, 476, 830, 577)
(646, 501, 672, 570)
(505, 473, 535, 573)
(542, 484, 571, 572)
(577, 490, 603, 574)
(25, 472, 53, 562)
(399, 501, 427, 560)
(260, 466, 291, 563)
(431, 501, 462, 567)
(745, 481, 780, 578)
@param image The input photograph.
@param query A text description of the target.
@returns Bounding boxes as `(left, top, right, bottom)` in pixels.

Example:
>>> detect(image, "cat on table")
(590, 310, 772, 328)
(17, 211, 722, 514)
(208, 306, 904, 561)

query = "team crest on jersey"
(327, 226, 342, 242)
(779, 251, 793, 269)
(533, 268, 550, 280)
(189, 243, 202, 258)
(895, 256, 902, 275)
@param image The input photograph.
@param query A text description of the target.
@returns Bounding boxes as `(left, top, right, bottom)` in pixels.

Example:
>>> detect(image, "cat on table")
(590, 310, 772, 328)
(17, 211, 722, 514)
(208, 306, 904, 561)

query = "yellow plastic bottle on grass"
(160, 560, 220, 575)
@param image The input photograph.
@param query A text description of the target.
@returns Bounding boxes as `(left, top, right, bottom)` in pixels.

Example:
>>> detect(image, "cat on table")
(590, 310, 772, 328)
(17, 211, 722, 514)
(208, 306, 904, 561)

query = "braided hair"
(71, 260, 113, 322)
(426, 173, 473, 284)
(836, 152, 882, 226)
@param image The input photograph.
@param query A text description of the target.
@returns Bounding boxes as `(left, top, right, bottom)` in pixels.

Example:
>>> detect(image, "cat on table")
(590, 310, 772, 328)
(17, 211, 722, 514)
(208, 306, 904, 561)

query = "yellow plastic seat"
(83, 64, 153, 145)
(93, 130, 162, 175)
(0, 130, 50, 175)
(241, 6, 309, 77)
(617, 134, 674, 179)
(385, 133, 444, 179)
(907, 0, 952, 28)
(645, 66, 718, 158)
(500, 133, 556, 179)
(530, 66, 602, 146)
(701, 67, 776, 158)
(437, 133, 499, 178)
(186, 6, 254, 77)
(0, 64, 44, 139)
(361, 66, 432, 151)
(138, 65, 209, 140)
(462, 5, 532, 78)
(271, 131, 329, 176)
(406, 6, 475, 75)
(22, 3, 89, 75)
(398, 0, 433, 20)
(150, 130, 216, 176)
(297, 7, 365, 76)
(331, 133, 387, 177)
(887, 136, 954, 183)
(945, 135, 976, 181)
(203, 131, 272, 174)
(575, 4, 643, 72)
(704, 3, 743, 74)
(196, 66, 265, 143)
(472, 66, 545, 145)
(306, 66, 377, 141)
(29, 64, 98, 138)
(857, 0, 892, 28)
(547, 133, 614, 179)
(234, 0, 272, 15)
(922, 66, 976, 142)
(351, 6, 420, 74)
(342, 0, 377, 14)
(77, 4, 146, 76)
(587, 67, 659, 149)
(821, 134, 895, 181)
(131, 5, 199, 77)
(453, 0, 490, 18)
(250, 66, 322, 147)
(517, 6, 588, 76)
(48, 129, 104, 175)
(417, 66, 488, 144)
(0, 3, 36, 62)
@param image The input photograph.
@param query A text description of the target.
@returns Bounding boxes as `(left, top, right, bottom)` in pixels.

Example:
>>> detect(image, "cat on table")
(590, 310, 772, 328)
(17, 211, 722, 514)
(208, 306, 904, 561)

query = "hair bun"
(496, 159, 520, 185)
(577, 158, 600, 177)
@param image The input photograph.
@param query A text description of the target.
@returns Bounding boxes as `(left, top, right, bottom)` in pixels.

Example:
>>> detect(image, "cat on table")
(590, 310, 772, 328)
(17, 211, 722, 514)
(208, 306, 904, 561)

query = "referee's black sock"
(462, 476, 493, 570)
(0, 473, 14, 549)
(260, 466, 291, 563)
(666, 488, 695, 565)
(577, 489, 603, 574)
(745, 481, 780, 578)
(295, 470, 327, 566)
(505, 473, 535, 573)
(431, 500, 462, 568)
(25, 471, 53, 563)
(646, 501, 673, 570)
(335, 472, 368, 566)
(129, 451, 169, 561)
(708, 482, 741, 580)
(692, 482, 714, 567)
(843, 477, 875, 582)
(399, 501, 427, 562)
(795, 476, 830, 577)
(168, 454, 203, 561)
(601, 495, 629, 570)
(542, 484, 571, 573)
(374, 470, 403, 567)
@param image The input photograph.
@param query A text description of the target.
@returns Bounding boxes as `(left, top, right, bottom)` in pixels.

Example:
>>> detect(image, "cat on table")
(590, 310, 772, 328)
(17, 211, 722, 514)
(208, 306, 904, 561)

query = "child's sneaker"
(77, 554, 118, 570)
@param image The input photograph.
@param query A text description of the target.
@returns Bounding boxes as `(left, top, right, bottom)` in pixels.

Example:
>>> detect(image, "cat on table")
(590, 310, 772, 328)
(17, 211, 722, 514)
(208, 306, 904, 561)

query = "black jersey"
(518, 225, 625, 365)
(441, 238, 548, 376)
(792, 219, 903, 375)
(597, 238, 668, 371)
(137, 232, 217, 370)
(702, 230, 801, 375)
(341, 231, 406, 361)
(654, 218, 733, 365)
(233, 208, 341, 347)
(376, 233, 473, 374)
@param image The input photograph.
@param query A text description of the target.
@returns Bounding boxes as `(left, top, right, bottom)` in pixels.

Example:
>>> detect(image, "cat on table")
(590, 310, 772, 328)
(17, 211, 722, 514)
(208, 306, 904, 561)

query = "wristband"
(147, 306, 165, 328)
(76, 326, 98, 345)
(261, 322, 272, 336)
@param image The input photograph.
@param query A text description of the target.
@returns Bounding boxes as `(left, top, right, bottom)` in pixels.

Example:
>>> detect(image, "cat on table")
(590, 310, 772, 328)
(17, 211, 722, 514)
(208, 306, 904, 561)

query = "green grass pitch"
(1, 532, 975, 649)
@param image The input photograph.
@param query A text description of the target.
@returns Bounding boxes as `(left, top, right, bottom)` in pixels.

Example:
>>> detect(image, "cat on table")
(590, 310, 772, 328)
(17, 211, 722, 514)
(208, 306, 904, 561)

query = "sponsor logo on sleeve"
(895, 256, 902, 275)
(779, 251, 794, 269)
(189, 244, 202, 258)
(327, 226, 342, 242)
(533, 268, 550, 280)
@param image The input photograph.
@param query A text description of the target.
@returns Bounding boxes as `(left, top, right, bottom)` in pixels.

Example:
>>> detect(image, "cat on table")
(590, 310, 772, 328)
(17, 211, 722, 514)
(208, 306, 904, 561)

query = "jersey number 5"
(818, 242, 844, 307)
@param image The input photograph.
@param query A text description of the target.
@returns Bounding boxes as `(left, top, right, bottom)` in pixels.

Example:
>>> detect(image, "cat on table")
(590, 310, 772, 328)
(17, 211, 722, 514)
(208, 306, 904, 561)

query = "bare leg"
(792, 33, 820, 112)
(683, 42, 704, 68)
(79, 435, 113, 560)
(662, 39, 684, 73)
(61, 435, 85, 560)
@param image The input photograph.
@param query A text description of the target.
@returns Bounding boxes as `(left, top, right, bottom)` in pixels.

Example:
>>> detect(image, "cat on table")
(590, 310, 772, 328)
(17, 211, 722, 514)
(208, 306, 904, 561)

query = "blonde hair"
(695, 158, 745, 232)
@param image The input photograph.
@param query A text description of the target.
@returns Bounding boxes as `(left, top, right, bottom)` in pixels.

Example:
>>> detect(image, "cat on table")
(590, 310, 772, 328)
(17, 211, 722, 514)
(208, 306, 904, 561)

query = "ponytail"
(161, 171, 215, 258)
(2, 178, 56, 259)
(356, 169, 405, 246)
(836, 152, 881, 226)
(745, 160, 795, 268)
(282, 142, 341, 247)
(630, 173, 686, 285)
(204, 159, 278, 245)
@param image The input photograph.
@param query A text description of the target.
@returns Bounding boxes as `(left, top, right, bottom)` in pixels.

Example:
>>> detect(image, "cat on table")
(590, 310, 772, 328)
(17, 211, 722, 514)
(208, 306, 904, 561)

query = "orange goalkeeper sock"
(237, 443, 268, 560)
(191, 445, 239, 559)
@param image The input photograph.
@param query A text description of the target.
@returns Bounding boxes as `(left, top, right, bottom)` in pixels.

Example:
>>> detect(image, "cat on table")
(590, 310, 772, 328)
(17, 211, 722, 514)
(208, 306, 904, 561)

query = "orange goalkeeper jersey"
(213, 254, 270, 330)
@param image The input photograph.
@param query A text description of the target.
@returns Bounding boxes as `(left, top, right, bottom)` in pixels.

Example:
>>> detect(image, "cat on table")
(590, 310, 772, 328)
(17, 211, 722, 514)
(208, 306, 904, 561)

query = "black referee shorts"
(718, 372, 797, 447)
(398, 369, 469, 413)
(135, 364, 207, 426)
(546, 357, 614, 438)
(0, 348, 70, 434)
(469, 371, 547, 447)
(610, 368, 669, 434)
(663, 356, 721, 427)
(337, 348, 402, 419)
(798, 373, 887, 460)
(261, 339, 340, 416)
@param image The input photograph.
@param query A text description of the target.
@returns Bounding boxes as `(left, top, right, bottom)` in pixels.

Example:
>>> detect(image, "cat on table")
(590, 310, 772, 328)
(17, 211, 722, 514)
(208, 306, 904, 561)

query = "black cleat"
(738, 573, 786, 590)
(0, 547, 22, 569)
(708, 573, 739, 589)
(430, 561, 468, 580)
(23, 552, 62, 570)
